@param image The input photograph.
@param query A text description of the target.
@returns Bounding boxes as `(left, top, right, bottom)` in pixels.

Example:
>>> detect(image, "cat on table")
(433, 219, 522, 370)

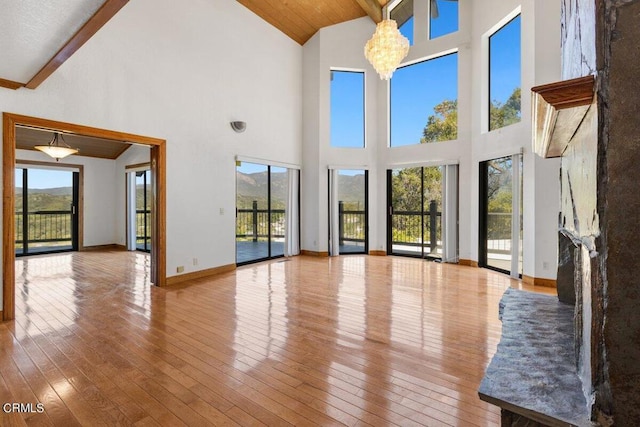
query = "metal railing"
(338, 201, 365, 245)
(236, 201, 285, 241)
(136, 209, 151, 250)
(486, 212, 512, 253)
(391, 201, 442, 251)
(15, 210, 72, 244)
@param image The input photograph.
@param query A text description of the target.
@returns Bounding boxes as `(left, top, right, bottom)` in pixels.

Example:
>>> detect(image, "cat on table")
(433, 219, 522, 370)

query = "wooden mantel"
(531, 75, 595, 158)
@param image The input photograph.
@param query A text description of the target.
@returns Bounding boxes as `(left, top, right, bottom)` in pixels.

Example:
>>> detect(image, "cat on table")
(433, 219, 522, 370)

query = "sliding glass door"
(236, 162, 295, 264)
(270, 167, 287, 258)
(479, 155, 522, 276)
(15, 167, 79, 256)
(387, 166, 444, 259)
(328, 170, 368, 255)
(136, 170, 152, 252)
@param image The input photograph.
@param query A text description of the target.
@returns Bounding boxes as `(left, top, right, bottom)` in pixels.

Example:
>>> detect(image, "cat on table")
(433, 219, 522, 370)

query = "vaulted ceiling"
(0, 0, 386, 91)
(0, 0, 128, 90)
(1, 0, 389, 159)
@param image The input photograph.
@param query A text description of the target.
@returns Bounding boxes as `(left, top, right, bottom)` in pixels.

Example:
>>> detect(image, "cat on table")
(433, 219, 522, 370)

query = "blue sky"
(331, 4, 521, 148)
(330, 71, 365, 148)
(237, 162, 287, 175)
(489, 15, 522, 104)
(16, 168, 73, 189)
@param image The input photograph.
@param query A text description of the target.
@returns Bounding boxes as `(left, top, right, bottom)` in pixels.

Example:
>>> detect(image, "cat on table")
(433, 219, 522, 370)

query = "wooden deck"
(1, 250, 554, 426)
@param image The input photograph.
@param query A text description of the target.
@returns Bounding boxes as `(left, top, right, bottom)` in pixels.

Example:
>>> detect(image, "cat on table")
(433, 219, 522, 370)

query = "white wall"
(301, 0, 561, 279)
(16, 149, 118, 247)
(0, 0, 303, 303)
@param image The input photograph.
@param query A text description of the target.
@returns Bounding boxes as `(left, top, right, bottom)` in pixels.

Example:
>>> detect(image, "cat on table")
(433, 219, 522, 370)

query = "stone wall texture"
(595, 1, 640, 424)
(561, 0, 640, 424)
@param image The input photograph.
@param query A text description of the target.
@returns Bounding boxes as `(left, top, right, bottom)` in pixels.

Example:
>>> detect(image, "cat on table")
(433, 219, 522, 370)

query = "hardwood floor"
(1, 251, 555, 426)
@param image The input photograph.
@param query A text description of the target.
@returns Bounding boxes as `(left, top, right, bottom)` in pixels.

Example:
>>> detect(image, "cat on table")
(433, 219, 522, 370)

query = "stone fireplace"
(480, 0, 640, 425)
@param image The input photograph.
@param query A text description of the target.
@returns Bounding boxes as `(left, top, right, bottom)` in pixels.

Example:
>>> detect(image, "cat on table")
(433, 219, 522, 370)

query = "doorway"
(328, 169, 368, 255)
(3, 112, 166, 321)
(135, 169, 152, 252)
(479, 154, 523, 277)
(235, 161, 292, 264)
(387, 164, 458, 261)
(15, 165, 80, 256)
(387, 166, 443, 259)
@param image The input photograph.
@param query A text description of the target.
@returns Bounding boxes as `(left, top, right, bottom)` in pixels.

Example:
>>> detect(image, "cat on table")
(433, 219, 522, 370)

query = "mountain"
(236, 171, 366, 209)
(16, 186, 72, 196)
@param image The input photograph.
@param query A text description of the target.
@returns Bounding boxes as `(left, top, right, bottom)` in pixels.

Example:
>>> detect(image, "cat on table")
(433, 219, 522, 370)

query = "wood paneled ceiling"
(16, 126, 136, 160)
(237, 0, 388, 45)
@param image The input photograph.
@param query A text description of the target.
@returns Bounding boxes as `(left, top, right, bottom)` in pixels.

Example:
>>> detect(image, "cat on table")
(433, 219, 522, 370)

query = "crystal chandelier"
(35, 132, 79, 161)
(364, 19, 410, 80)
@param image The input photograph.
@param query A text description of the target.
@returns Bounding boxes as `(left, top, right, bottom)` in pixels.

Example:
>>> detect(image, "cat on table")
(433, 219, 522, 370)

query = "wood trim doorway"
(3, 113, 167, 321)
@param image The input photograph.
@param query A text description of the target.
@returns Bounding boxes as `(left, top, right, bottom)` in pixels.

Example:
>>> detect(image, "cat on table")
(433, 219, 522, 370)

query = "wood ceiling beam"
(0, 78, 25, 90)
(25, 0, 129, 90)
(354, 0, 383, 23)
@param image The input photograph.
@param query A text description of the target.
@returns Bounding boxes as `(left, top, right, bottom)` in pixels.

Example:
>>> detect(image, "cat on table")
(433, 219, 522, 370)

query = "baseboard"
(300, 250, 329, 257)
(167, 263, 236, 286)
(522, 275, 557, 289)
(459, 259, 479, 267)
(369, 250, 387, 256)
(81, 244, 127, 252)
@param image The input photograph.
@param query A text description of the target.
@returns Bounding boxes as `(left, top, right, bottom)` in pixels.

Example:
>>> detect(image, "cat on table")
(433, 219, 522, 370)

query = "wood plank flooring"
(1, 250, 555, 426)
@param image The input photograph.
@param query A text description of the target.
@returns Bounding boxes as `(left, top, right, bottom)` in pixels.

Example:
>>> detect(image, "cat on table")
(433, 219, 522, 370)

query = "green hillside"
(15, 187, 73, 212)
(236, 171, 366, 210)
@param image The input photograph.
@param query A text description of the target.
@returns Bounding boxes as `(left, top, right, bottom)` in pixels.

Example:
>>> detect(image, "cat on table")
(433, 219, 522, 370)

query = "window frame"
(487, 12, 522, 132)
(388, 50, 459, 148)
(329, 68, 366, 149)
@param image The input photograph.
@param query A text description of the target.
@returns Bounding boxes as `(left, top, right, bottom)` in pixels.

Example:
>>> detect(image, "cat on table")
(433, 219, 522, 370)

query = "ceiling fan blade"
(430, 0, 439, 19)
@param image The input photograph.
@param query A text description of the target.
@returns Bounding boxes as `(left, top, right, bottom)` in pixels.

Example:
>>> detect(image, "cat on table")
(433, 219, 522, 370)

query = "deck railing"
(235, 201, 514, 253)
(15, 210, 72, 244)
(136, 209, 151, 246)
(391, 200, 442, 251)
(236, 201, 285, 241)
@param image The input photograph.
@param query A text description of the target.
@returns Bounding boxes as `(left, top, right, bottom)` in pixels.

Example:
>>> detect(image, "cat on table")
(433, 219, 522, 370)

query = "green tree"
(421, 100, 457, 143)
(420, 87, 521, 143)
(490, 87, 521, 130)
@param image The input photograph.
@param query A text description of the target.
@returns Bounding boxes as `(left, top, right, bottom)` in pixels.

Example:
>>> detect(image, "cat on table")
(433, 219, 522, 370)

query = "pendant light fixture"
(34, 132, 79, 161)
(364, 15, 409, 80)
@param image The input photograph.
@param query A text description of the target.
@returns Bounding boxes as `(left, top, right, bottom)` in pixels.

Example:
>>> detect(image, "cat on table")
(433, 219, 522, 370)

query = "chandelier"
(364, 19, 410, 80)
(35, 132, 79, 161)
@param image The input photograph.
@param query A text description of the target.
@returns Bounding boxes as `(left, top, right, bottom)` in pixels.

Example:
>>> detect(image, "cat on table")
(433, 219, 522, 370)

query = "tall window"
(429, 0, 458, 39)
(330, 70, 365, 148)
(390, 52, 458, 147)
(489, 15, 521, 131)
(390, 0, 414, 45)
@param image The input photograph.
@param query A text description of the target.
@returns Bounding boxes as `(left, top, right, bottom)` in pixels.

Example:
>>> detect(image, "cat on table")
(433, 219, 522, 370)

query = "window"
(390, 52, 458, 147)
(390, 0, 414, 45)
(429, 0, 458, 39)
(489, 15, 521, 131)
(330, 70, 365, 148)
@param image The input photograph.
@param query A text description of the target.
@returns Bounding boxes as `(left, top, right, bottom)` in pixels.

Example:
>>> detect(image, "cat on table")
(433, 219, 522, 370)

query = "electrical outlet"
(177, 266, 184, 273)
(543, 261, 549, 270)
(193, 258, 198, 266)
(219, 207, 224, 215)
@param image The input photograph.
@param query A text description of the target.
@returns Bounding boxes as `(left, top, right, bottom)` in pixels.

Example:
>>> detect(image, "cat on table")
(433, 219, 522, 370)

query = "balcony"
(15, 210, 73, 255)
